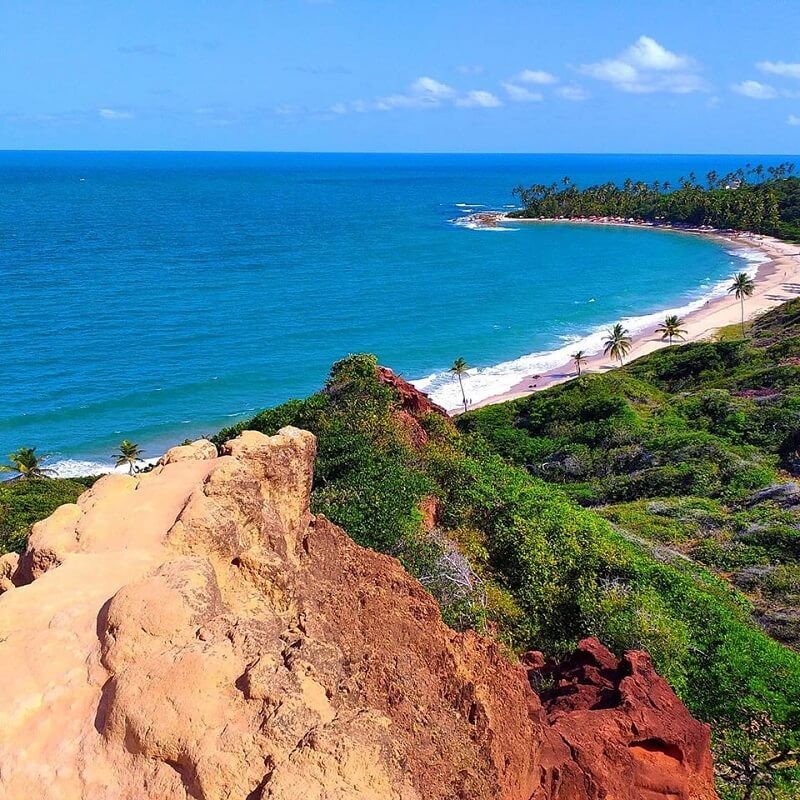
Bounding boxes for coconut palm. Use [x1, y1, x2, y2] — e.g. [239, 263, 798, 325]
[655, 315, 687, 345]
[728, 272, 756, 336]
[449, 357, 470, 413]
[571, 350, 588, 376]
[114, 440, 144, 475]
[603, 323, 632, 366]
[0, 447, 54, 479]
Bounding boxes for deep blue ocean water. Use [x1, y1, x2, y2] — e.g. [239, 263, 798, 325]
[0, 152, 790, 473]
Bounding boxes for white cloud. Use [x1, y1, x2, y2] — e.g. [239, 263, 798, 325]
[624, 35, 693, 71]
[580, 36, 704, 94]
[582, 58, 638, 85]
[732, 80, 778, 99]
[412, 76, 456, 99]
[98, 108, 133, 120]
[557, 85, 589, 101]
[517, 69, 558, 85]
[502, 82, 543, 102]
[374, 76, 456, 110]
[336, 75, 504, 114]
[788, 114, 800, 126]
[457, 64, 484, 75]
[456, 90, 502, 108]
[758, 61, 800, 79]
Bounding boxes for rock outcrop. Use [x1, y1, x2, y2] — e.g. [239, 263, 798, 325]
[376, 366, 448, 418]
[0, 429, 717, 800]
[527, 638, 716, 800]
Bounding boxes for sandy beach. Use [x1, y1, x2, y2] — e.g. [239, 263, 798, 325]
[454, 216, 800, 413]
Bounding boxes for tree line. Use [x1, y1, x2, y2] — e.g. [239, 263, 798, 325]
[511, 162, 800, 241]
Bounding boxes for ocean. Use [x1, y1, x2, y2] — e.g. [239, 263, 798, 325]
[0, 152, 785, 474]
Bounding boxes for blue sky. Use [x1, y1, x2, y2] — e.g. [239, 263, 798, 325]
[2, 0, 800, 152]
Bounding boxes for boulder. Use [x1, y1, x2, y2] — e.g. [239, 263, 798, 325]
[159, 438, 218, 465]
[530, 637, 716, 800]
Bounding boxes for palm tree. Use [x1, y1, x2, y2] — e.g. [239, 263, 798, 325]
[728, 272, 756, 336]
[114, 440, 144, 475]
[571, 350, 588, 376]
[0, 447, 53, 479]
[603, 323, 632, 366]
[449, 358, 470, 413]
[655, 315, 687, 345]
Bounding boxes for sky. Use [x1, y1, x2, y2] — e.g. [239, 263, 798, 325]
[2, 0, 800, 153]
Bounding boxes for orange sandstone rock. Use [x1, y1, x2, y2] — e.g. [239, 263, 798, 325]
[0, 429, 717, 800]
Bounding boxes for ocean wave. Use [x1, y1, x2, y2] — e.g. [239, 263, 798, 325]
[724, 246, 771, 267]
[455, 203, 486, 208]
[46, 457, 161, 478]
[411, 255, 761, 411]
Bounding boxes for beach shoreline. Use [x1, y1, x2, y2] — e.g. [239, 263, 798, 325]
[447, 213, 800, 413]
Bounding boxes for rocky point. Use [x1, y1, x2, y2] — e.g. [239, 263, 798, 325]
[0, 427, 717, 799]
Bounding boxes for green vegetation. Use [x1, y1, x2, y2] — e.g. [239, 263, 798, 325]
[211, 324, 800, 797]
[0, 447, 54, 479]
[0, 477, 93, 555]
[449, 357, 470, 412]
[113, 439, 144, 475]
[655, 314, 687, 345]
[729, 272, 757, 336]
[602, 322, 632, 365]
[460, 298, 800, 796]
[511, 163, 800, 242]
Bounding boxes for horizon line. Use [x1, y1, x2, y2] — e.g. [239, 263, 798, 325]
[0, 148, 797, 157]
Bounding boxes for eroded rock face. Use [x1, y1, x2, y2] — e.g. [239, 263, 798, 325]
[529, 638, 716, 800]
[376, 366, 448, 417]
[0, 429, 717, 800]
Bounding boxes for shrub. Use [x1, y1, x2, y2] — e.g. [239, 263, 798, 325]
[0, 478, 92, 554]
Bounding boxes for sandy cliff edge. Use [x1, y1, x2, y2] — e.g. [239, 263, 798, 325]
[0, 428, 717, 800]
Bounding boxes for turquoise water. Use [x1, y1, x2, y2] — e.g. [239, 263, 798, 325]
[0, 152, 786, 472]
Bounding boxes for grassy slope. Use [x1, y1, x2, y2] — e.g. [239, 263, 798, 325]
[460, 298, 800, 648]
[210, 346, 800, 798]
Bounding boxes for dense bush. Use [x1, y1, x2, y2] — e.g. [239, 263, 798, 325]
[0, 477, 92, 555]
[210, 351, 800, 798]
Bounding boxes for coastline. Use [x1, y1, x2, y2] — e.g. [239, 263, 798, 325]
[41, 216, 800, 475]
[446, 214, 800, 413]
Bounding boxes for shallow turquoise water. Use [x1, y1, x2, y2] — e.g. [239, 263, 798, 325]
[0, 152, 786, 471]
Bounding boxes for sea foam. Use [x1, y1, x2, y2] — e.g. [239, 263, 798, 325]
[47, 457, 161, 478]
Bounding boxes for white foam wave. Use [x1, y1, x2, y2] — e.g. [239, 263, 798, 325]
[411, 256, 764, 411]
[724, 246, 771, 269]
[47, 457, 160, 478]
[455, 203, 486, 208]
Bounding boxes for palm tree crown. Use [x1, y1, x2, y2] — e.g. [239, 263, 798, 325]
[570, 350, 588, 376]
[655, 315, 687, 345]
[114, 440, 144, 476]
[449, 358, 470, 413]
[603, 323, 632, 366]
[0, 447, 53, 479]
[728, 272, 756, 336]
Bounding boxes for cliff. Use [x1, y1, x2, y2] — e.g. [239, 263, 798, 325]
[0, 429, 716, 800]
